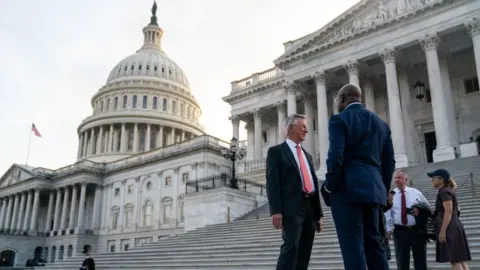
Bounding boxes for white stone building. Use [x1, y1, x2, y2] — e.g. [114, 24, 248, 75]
[224, 0, 480, 182]
[0, 6, 232, 266]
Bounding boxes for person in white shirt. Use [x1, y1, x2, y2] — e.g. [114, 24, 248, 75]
[385, 169, 430, 270]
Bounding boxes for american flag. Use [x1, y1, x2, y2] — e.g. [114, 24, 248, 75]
[31, 123, 42, 137]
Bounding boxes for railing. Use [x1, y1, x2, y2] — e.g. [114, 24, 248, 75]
[239, 158, 267, 173]
[231, 67, 283, 92]
[185, 174, 265, 196]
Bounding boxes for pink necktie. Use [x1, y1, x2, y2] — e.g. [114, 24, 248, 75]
[296, 145, 313, 193]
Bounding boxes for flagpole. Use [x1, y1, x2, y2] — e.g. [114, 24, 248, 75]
[26, 125, 32, 165]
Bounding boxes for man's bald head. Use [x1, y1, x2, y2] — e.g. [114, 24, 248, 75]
[335, 83, 362, 113]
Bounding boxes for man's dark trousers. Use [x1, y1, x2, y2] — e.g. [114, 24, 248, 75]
[330, 194, 389, 270]
[276, 195, 316, 270]
[393, 226, 427, 270]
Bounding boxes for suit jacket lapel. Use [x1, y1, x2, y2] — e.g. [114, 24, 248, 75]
[282, 142, 302, 179]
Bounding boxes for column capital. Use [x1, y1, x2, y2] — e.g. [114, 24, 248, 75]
[380, 48, 397, 64]
[274, 101, 286, 111]
[312, 70, 327, 84]
[229, 115, 240, 125]
[251, 108, 263, 118]
[465, 18, 480, 37]
[283, 80, 297, 93]
[419, 33, 440, 52]
[344, 60, 359, 75]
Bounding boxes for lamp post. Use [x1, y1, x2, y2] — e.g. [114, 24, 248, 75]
[222, 137, 246, 189]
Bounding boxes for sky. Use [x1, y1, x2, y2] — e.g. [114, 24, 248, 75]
[0, 0, 359, 173]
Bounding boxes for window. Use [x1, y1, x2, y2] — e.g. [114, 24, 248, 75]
[153, 97, 158, 109]
[162, 98, 167, 111]
[144, 201, 153, 226]
[124, 244, 129, 251]
[172, 101, 177, 114]
[101, 100, 104, 112]
[262, 131, 268, 144]
[128, 131, 134, 151]
[146, 64, 150, 71]
[106, 99, 110, 111]
[150, 131, 157, 149]
[114, 97, 118, 109]
[187, 107, 191, 118]
[125, 205, 133, 228]
[110, 245, 115, 253]
[123, 95, 127, 109]
[139, 129, 146, 151]
[127, 184, 134, 195]
[132, 95, 137, 108]
[464, 76, 479, 94]
[112, 212, 118, 230]
[182, 173, 189, 184]
[164, 176, 172, 186]
[162, 198, 173, 224]
[146, 181, 152, 190]
[180, 104, 184, 117]
[114, 188, 120, 196]
[142, 95, 148, 109]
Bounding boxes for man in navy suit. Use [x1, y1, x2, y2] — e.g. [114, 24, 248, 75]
[321, 83, 395, 270]
[266, 114, 324, 270]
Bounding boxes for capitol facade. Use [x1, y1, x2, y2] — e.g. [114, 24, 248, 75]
[0, 5, 231, 266]
[226, 0, 480, 182]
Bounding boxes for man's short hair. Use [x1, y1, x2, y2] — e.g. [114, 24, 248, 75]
[283, 114, 306, 135]
[336, 83, 362, 103]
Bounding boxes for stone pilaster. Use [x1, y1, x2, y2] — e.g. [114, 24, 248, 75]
[380, 47, 408, 168]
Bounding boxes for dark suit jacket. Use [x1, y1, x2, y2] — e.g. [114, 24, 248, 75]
[412, 202, 433, 242]
[266, 142, 323, 220]
[324, 103, 395, 205]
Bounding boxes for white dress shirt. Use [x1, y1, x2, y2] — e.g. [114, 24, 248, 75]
[285, 139, 315, 192]
[385, 186, 429, 232]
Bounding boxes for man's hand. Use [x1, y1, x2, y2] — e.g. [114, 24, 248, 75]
[387, 193, 393, 205]
[411, 207, 419, 216]
[316, 218, 323, 233]
[272, 213, 282, 229]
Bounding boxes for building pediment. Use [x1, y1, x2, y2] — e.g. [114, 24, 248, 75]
[274, 0, 452, 67]
[0, 164, 36, 189]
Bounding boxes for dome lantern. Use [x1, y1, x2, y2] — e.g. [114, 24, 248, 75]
[140, 1, 164, 52]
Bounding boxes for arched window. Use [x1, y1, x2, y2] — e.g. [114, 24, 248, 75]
[50, 246, 56, 263]
[162, 98, 167, 111]
[132, 95, 137, 108]
[142, 95, 148, 109]
[153, 97, 158, 109]
[180, 104, 184, 117]
[124, 204, 134, 228]
[100, 101, 104, 112]
[114, 97, 118, 110]
[111, 206, 120, 230]
[106, 98, 110, 111]
[123, 95, 128, 109]
[172, 101, 177, 114]
[187, 107, 191, 118]
[67, 245, 73, 258]
[59, 245, 65, 261]
[161, 197, 173, 224]
[144, 200, 153, 227]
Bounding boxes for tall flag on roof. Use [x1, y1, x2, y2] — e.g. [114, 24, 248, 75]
[31, 123, 41, 137]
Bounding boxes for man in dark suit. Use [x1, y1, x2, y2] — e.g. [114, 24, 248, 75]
[321, 83, 395, 270]
[266, 113, 324, 270]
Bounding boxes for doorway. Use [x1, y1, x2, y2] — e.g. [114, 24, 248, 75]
[0, 250, 16, 267]
[424, 132, 437, 163]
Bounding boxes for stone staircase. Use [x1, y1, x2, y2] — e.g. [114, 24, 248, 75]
[42, 172, 480, 269]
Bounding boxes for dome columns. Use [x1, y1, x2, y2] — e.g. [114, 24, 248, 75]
[77, 123, 197, 161]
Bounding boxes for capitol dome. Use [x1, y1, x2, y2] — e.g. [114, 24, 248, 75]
[76, 3, 204, 163]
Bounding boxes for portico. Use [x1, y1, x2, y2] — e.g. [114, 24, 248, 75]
[223, 0, 480, 180]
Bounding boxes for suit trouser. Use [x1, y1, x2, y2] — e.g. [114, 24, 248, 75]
[393, 226, 427, 270]
[330, 195, 389, 270]
[276, 197, 316, 270]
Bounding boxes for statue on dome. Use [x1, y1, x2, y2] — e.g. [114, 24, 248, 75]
[152, 1, 157, 16]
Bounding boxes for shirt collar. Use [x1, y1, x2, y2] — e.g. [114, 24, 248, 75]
[345, 102, 362, 109]
[286, 138, 300, 148]
[394, 186, 410, 193]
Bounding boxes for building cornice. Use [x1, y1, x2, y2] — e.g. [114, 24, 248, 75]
[222, 78, 284, 104]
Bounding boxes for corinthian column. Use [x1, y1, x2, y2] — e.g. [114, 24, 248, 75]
[16, 192, 26, 233]
[60, 187, 70, 231]
[276, 102, 286, 143]
[23, 191, 33, 233]
[466, 18, 480, 84]
[345, 60, 360, 86]
[380, 47, 408, 168]
[230, 116, 240, 140]
[75, 183, 87, 234]
[284, 81, 297, 115]
[420, 34, 455, 162]
[313, 71, 329, 178]
[252, 109, 263, 160]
